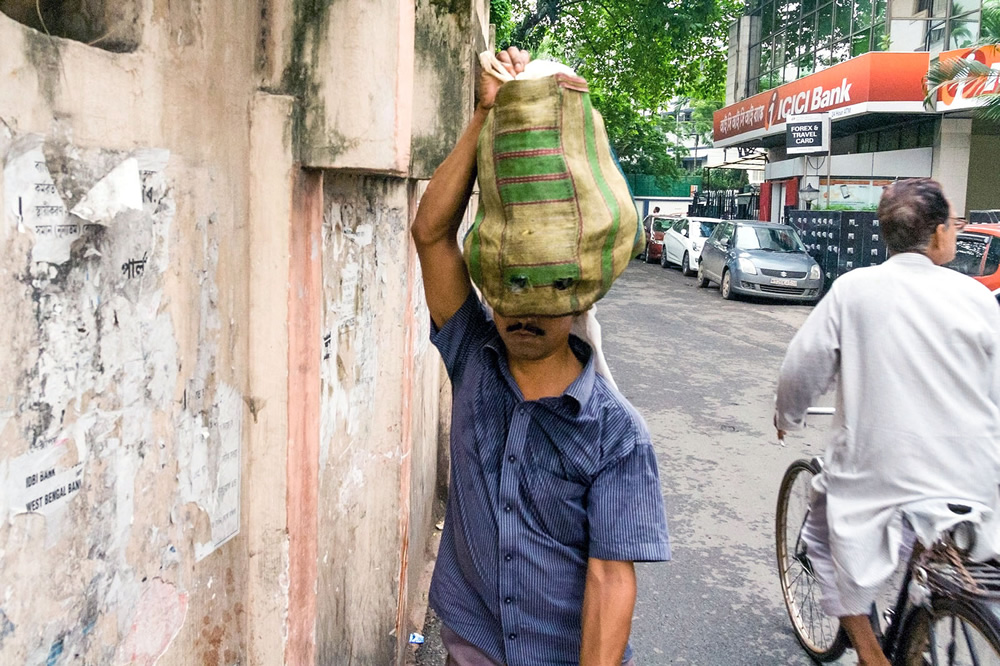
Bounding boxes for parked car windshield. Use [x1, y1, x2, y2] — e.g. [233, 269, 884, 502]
[651, 219, 671, 233]
[947, 234, 1000, 277]
[697, 222, 720, 238]
[735, 226, 805, 252]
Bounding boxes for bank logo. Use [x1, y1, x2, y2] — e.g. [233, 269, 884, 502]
[765, 91, 779, 130]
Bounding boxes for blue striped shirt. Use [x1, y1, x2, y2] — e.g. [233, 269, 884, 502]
[429, 293, 671, 665]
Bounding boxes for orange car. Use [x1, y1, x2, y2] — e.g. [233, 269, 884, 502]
[946, 224, 1000, 292]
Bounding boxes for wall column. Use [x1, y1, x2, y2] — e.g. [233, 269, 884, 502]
[932, 117, 972, 215]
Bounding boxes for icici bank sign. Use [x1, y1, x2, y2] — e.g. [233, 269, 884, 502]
[714, 52, 930, 145]
[776, 79, 854, 118]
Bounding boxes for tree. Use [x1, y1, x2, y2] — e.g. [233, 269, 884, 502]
[505, 1, 738, 101]
[488, 1, 741, 185]
[490, 0, 516, 48]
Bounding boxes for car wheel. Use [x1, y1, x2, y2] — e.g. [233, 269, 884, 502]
[644, 244, 656, 263]
[697, 264, 710, 288]
[660, 249, 670, 268]
[721, 269, 737, 300]
[681, 252, 693, 276]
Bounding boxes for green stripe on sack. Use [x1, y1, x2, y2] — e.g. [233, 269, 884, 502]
[466, 206, 485, 287]
[494, 130, 561, 155]
[581, 95, 621, 290]
[495, 154, 568, 180]
[500, 178, 575, 204]
[502, 263, 581, 289]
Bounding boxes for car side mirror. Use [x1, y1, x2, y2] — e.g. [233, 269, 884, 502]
[808, 248, 822, 261]
[682, 229, 689, 238]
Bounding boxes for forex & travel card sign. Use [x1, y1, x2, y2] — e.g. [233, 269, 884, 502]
[786, 114, 831, 154]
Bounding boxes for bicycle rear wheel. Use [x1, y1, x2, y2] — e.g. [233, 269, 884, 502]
[896, 596, 1000, 666]
[776, 459, 848, 662]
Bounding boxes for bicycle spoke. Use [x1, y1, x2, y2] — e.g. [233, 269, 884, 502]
[929, 615, 941, 666]
[961, 617, 983, 666]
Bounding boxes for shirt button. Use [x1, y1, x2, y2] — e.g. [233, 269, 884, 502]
[504, 504, 512, 512]
[508, 455, 516, 463]
[504, 597, 512, 604]
[504, 553, 512, 561]
[508, 633, 517, 640]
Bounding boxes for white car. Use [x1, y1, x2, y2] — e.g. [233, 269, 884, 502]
[660, 216, 724, 276]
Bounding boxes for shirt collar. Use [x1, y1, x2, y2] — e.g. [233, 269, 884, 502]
[484, 330, 597, 413]
[887, 252, 934, 267]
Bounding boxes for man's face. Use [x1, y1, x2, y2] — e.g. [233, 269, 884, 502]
[492, 312, 575, 362]
[932, 203, 961, 265]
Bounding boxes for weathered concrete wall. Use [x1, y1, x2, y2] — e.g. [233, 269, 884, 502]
[0, 4, 256, 662]
[0, 0, 490, 663]
[410, 0, 489, 179]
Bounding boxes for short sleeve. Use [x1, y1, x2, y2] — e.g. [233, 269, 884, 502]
[430, 291, 492, 384]
[587, 441, 671, 562]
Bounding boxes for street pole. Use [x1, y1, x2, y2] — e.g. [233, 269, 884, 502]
[825, 113, 832, 209]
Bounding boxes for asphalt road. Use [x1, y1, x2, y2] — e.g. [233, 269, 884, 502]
[415, 257, 849, 665]
[603, 258, 844, 665]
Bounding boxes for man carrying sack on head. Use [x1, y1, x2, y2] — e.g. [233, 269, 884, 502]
[411, 47, 671, 666]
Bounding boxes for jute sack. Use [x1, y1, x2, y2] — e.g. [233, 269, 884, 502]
[464, 68, 641, 317]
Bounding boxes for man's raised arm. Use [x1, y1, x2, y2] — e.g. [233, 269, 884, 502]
[411, 47, 529, 329]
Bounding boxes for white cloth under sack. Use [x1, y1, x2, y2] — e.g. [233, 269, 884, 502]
[478, 51, 578, 82]
[571, 306, 618, 391]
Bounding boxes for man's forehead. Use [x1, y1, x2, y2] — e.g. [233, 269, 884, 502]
[495, 312, 578, 320]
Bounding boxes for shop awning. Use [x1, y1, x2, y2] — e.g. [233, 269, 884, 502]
[704, 150, 768, 171]
[713, 52, 932, 148]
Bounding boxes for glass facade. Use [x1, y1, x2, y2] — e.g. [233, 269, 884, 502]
[747, 0, 982, 94]
[855, 117, 938, 152]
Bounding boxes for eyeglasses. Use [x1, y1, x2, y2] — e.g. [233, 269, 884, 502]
[950, 216, 967, 231]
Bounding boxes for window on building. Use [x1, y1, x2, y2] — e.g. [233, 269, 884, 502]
[748, 0, 982, 94]
[856, 118, 938, 154]
[886, 0, 981, 52]
[0, 0, 141, 52]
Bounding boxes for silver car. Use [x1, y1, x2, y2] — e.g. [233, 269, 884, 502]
[697, 221, 823, 302]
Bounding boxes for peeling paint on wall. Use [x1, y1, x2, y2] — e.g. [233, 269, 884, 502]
[316, 174, 414, 663]
[179, 382, 243, 561]
[115, 578, 188, 666]
[0, 128, 243, 661]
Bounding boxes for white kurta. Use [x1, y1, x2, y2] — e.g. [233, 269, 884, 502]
[776, 252, 1000, 614]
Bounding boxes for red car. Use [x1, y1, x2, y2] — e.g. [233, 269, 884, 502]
[946, 224, 1000, 291]
[638, 215, 675, 264]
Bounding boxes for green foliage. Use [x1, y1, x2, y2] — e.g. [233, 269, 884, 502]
[983, 0, 1000, 42]
[511, 0, 739, 102]
[673, 99, 723, 145]
[490, 0, 516, 48]
[504, 0, 740, 185]
[922, 0, 1000, 124]
[925, 47, 1000, 124]
[697, 167, 749, 191]
[591, 91, 683, 188]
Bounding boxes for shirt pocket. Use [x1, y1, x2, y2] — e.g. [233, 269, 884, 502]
[526, 465, 589, 548]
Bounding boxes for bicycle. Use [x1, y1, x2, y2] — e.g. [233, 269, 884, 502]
[776, 409, 1000, 665]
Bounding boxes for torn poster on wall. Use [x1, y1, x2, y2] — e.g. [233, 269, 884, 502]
[179, 383, 242, 562]
[2, 135, 144, 264]
[1, 133, 178, 558]
[1, 441, 84, 542]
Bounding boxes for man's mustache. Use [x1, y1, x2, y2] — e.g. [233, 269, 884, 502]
[505, 322, 546, 336]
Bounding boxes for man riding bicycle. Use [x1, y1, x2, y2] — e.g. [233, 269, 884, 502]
[775, 179, 1000, 666]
